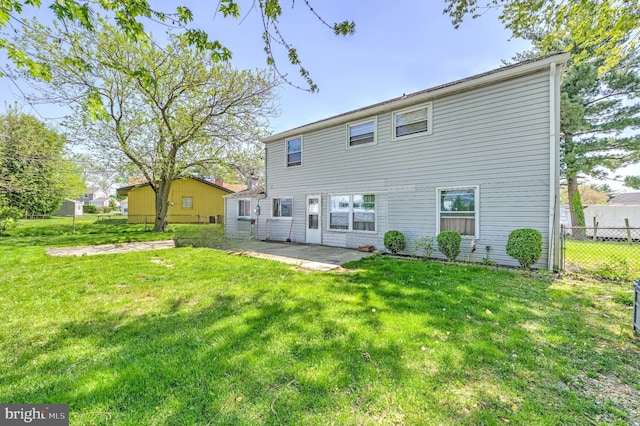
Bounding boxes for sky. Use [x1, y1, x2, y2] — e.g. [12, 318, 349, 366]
[0, 1, 637, 189]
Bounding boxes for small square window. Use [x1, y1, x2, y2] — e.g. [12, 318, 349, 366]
[347, 119, 376, 147]
[182, 197, 193, 209]
[393, 103, 432, 140]
[273, 197, 293, 217]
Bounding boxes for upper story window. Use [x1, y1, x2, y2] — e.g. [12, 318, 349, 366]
[347, 119, 376, 148]
[286, 137, 302, 167]
[437, 186, 478, 237]
[273, 197, 293, 218]
[393, 103, 432, 140]
[238, 199, 251, 218]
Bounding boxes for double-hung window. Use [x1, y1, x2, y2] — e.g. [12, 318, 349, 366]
[273, 197, 293, 218]
[347, 119, 376, 147]
[393, 103, 432, 140]
[286, 137, 302, 167]
[438, 187, 478, 237]
[329, 194, 376, 232]
[238, 199, 251, 218]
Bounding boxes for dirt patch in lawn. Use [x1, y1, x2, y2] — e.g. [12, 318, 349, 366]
[46, 240, 175, 256]
[580, 372, 640, 425]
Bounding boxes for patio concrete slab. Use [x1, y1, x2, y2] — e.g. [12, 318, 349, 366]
[224, 240, 377, 271]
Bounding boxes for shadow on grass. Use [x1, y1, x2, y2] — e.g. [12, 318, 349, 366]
[1, 252, 638, 424]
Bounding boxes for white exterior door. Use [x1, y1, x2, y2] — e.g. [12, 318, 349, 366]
[306, 195, 321, 244]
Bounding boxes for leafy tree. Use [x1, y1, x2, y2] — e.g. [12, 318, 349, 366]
[560, 51, 640, 225]
[13, 20, 278, 231]
[458, 1, 640, 227]
[444, 0, 639, 72]
[0, 0, 355, 91]
[0, 108, 84, 216]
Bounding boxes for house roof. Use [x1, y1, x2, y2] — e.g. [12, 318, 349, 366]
[92, 197, 111, 202]
[262, 52, 570, 144]
[86, 187, 105, 194]
[225, 185, 265, 198]
[608, 192, 640, 205]
[116, 176, 235, 196]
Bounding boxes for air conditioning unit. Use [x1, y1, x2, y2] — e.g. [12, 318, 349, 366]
[634, 280, 640, 335]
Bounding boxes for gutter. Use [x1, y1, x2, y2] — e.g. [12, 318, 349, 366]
[262, 53, 571, 144]
[548, 61, 564, 271]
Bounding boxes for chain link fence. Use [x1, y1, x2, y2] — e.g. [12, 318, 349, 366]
[118, 214, 224, 225]
[561, 225, 640, 281]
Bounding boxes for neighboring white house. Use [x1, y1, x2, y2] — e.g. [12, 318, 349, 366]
[120, 198, 128, 216]
[87, 196, 112, 208]
[78, 188, 108, 204]
[225, 53, 570, 270]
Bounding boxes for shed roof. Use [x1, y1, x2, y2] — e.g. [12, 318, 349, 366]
[262, 52, 570, 144]
[117, 176, 235, 196]
[608, 192, 640, 205]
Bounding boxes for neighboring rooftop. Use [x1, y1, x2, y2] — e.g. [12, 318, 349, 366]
[117, 176, 235, 196]
[608, 192, 640, 205]
[225, 185, 265, 198]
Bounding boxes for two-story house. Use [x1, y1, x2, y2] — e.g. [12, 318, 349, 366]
[225, 53, 569, 270]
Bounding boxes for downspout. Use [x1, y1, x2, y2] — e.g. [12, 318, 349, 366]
[255, 145, 268, 240]
[548, 62, 561, 271]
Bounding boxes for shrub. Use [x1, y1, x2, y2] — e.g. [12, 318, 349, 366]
[437, 230, 461, 262]
[415, 236, 435, 260]
[384, 230, 406, 254]
[0, 206, 22, 235]
[506, 228, 542, 269]
[98, 206, 112, 214]
[83, 205, 97, 214]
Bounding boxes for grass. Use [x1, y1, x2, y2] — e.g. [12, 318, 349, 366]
[1, 218, 639, 424]
[564, 239, 640, 281]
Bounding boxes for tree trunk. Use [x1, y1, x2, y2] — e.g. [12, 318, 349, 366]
[152, 181, 172, 232]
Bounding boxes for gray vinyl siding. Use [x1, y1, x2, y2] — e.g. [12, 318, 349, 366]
[259, 70, 554, 268]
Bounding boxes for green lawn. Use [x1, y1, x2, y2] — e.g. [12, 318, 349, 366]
[1, 219, 639, 424]
[564, 239, 640, 281]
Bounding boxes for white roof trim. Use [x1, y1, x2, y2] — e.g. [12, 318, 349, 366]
[263, 52, 570, 144]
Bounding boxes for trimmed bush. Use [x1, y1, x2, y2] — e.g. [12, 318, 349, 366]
[83, 205, 97, 214]
[506, 228, 542, 269]
[437, 230, 461, 262]
[384, 230, 406, 254]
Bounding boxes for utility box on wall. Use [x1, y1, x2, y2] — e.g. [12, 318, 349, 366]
[634, 280, 640, 335]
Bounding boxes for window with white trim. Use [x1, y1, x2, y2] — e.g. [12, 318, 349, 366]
[393, 103, 432, 140]
[286, 137, 302, 167]
[329, 194, 376, 232]
[238, 199, 251, 218]
[182, 196, 193, 209]
[273, 197, 293, 217]
[438, 187, 478, 237]
[347, 119, 376, 147]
